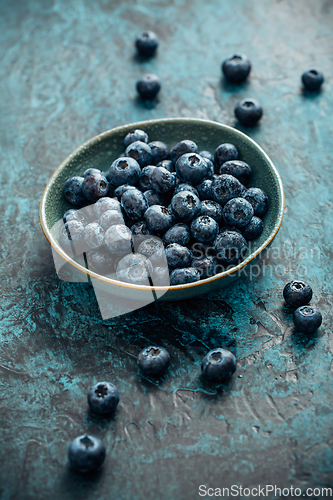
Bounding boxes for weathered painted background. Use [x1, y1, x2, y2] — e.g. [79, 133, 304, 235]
[0, 0, 333, 498]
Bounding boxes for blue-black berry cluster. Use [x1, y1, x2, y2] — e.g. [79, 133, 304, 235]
[283, 280, 322, 333]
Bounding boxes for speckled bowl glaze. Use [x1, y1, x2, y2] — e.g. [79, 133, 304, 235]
[39, 118, 284, 302]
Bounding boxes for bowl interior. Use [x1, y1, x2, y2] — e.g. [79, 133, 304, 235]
[41, 118, 284, 296]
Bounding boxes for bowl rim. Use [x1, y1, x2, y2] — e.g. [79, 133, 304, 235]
[39, 117, 285, 292]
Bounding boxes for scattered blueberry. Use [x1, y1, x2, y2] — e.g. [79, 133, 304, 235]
[241, 216, 263, 240]
[211, 174, 245, 206]
[222, 54, 251, 83]
[104, 224, 133, 256]
[199, 200, 223, 224]
[86, 249, 114, 274]
[223, 197, 254, 228]
[219, 160, 252, 185]
[171, 190, 201, 222]
[150, 166, 176, 193]
[244, 187, 268, 218]
[192, 255, 220, 279]
[125, 140, 152, 167]
[108, 157, 141, 186]
[162, 223, 190, 247]
[144, 204, 173, 233]
[165, 243, 193, 269]
[214, 143, 239, 167]
[82, 171, 109, 202]
[190, 215, 219, 243]
[68, 435, 106, 473]
[121, 189, 149, 221]
[135, 31, 159, 57]
[176, 153, 210, 185]
[87, 382, 120, 414]
[136, 74, 161, 100]
[235, 99, 263, 127]
[170, 140, 198, 164]
[83, 222, 105, 250]
[214, 229, 248, 264]
[137, 346, 170, 376]
[301, 69, 324, 91]
[124, 129, 149, 148]
[149, 141, 169, 164]
[116, 253, 153, 285]
[156, 159, 175, 172]
[201, 348, 236, 381]
[169, 267, 201, 285]
[64, 176, 86, 206]
[293, 305, 322, 333]
[283, 280, 313, 308]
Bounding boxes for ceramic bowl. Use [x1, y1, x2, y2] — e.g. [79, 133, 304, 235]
[39, 118, 284, 303]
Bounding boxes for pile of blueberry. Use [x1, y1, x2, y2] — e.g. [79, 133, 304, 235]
[283, 279, 322, 333]
[68, 344, 236, 472]
[61, 129, 269, 286]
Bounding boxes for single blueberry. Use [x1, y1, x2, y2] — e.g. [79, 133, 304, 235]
[64, 176, 86, 206]
[124, 129, 149, 148]
[196, 179, 213, 200]
[82, 171, 109, 202]
[138, 346, 170, 376]
[283, 280, 313, 308]
[211, 174, 245, 206]
[125, 140, 153, 167]
[222, 54, 251, 83]
[144, 189, 165, 207]
[192, 255, 221, 280]
[169, 267, 201, 285]
[121, 189, 149, 221]
[59, 220, 85, 255]
[83, 223, 105, 250]
[137, 237, 166, 266]
[176, 153, 210, 185]
[162, 223, 190, 247]
[131, 221, 152, 244]
[150, 166, 176, 193]
[241, 216, 263, 240]
[219, 160, 252, 185]
[139, 165, 156, 191]
[191, 215, 219, 243]
[108, 157, 141, 187]
[201, 348, 236, 381]
[244, 187, 268, 218]
[113, 184, 138, 201]
[149, 141, 169, 164]
[156, 159, 175, 172]
[104, 224, 133, 256]
[213, 230, 248, 264]
[135, 31, 159, 57]
[171, 191, 202, 222]
[116, 253, 153, 285]
[93, 197, 122, 218]
[136, 74, 161, 99]
[199, 200, 223, 224]
[86, 249, 114, 274]
[223, 197, 254, 228]
[293, 305, 322, 333]
[301, 69, 324, 91]
[170, 140, 198, 164]
[144, 205, 173, 233]
[199, 150, 214, 164]
[87, 382, 120, 414]
[235, 99, 263, 127]
[214, 143, 239, 167]
[82, 168, 102, 178]
[165, 243, 193, 269]
[174, 183, 199, 197]
[153, 266, 170, 286]
[63, 209, 87, 225]
[68, 435, 106, 473]
[98, 210, 124, 231]
[191, 241, 216, 259]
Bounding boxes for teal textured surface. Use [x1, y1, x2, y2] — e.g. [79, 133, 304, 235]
[1, 0, 333, 499]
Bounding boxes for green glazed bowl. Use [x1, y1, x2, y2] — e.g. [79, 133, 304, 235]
[39, 118, 284, 302]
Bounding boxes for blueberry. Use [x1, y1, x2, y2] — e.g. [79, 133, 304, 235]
[144, 205, 173, 233]
[137, 346, 170, 376]
[86, 249, 114, 274]
[63, 209, 87, 225]
[98, 210, 124, 230]
[93, 197, 122, 218]
[130, 221, 152, 244]
[64, 176, 86, 206]
[82, 171, 109, 202]
[83, 223, 105, 250]
[201, 348, 236, 381]
[113, 184, 138, 201]
[199, 200, 223, 224]
[153, 266, 170, 286]
[174, 183, 199, 197]
[108, 157, 141, 187]
[171, 191, 201, 222]
[83, 168, 102, 178]
[149, 141, 169, 164]
[139, 165, 156, 191]
[192, 255, 220, 279]
[222, 54, 251, 83]
[136, 74, 161, 100]
[223, 197, 254, 228]
[124, 129, 149, 148]
[211, 174, 245, 206]
[125, 141, 152, 167]
[214, 143, 239, 167]
[68, 435, 106, 473]
[135, 31, 159, 57]
[170, 267, 201, 285]
[199, 150, 214, 164]
[87, 382, 120, 414]
[165, 243, 193, 269]
[244, 187, 268, 218]
[241, 216, 263, 240]
[301, 69, 324, 91]
[156, 159, 175, 173]
[191, 241, 215, 259]
[137, 237, 166, 266]
[170, 140, 198, 164]
[213, 230, 248, 264]
[235, 99, 263, 127]
[104, 224, 133, 256]
[283, 280, 313, 308]
[196, 179, 213, 200]
[116, 253, 153, 285]
[59, 220, 85, 255]
[176, 153, 210, 185]
[150, 166, 176, 194]
[191, 215, 219, 243]
[162, 223, 190, 247]
[293, 305, 322, 333]
[121, 189, 149, 221]
[219, 160, 252, 185]
[144, 189, 165, 207]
